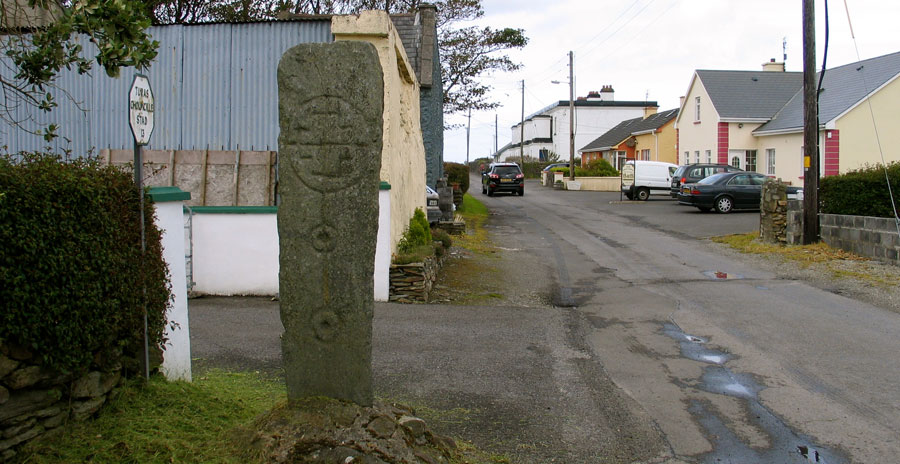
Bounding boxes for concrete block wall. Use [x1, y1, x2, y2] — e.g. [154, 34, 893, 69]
[820, 214, 900, 265]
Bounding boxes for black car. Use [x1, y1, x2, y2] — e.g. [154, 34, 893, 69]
[677, 172, 803, 213]
[482, 162, 524, 196]
[670, 163, 743, 198]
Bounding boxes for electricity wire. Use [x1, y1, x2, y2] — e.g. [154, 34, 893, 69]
[842, 0, 900, 237]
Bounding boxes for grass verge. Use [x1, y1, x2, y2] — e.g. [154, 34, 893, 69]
[711, 232, 896, 288]
[16, 370, 284, 464]
[453, 193, 495, 255]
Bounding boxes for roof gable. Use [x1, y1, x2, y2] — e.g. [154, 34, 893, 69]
[696, 69, 802, 119]
[757, 50, 900, 133]
[579, 108, 678, 151]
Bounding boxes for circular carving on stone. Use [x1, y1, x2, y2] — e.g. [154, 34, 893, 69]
[310, 223, 337, 253]
[312, 311, 340, 341]
[285, 96, 375, 193]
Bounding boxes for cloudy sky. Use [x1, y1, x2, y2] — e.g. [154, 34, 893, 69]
[441, 0, 900, 164]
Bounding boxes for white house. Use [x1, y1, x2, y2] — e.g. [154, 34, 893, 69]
[497, 86, 658, 162]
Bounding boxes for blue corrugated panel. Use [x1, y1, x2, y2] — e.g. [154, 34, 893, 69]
[1, 20, 334, 155]
[230, 21, 332, 151]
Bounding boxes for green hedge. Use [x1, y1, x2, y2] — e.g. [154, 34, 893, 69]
[443, 162, 470, 194]
[553, 159, 619, 178]
[0, 153, 170, 374]
[820, 162, 900, 218]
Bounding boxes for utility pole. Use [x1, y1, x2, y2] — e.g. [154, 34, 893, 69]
[568, 50, 575, 181]
[520, 80, 525, 168]
[494, 113, 498, 158]
[466, 108, 471, 168]
[802, 0, 819, 244]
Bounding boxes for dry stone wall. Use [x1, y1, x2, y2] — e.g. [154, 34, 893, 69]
[389, 256, 442, 303]
[0, 342, 128, 461]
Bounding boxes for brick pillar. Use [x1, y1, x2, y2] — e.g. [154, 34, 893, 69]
[824, 129, 840, 176]
[717, 122, 729, 164]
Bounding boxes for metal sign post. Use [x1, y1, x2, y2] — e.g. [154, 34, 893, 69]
[621, 163, 635, 202]
[129, 74, 155, 380]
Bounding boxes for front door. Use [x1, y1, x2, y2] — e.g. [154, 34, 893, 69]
[729, 150, 744, 170]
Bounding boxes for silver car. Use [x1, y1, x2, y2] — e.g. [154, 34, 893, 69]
[426, 185, 441, 225]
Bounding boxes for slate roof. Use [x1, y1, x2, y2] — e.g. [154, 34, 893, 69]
[391, 13, 419, 76]
[756, 50, 900, 133]
[580, 108, 679, 152]
[696, 69, 802, 119]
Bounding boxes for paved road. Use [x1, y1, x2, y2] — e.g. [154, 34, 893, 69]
[474, 178, 900, 463]
[190, 178, 899, 463]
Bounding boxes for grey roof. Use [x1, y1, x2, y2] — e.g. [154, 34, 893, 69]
[391, 14, 419, 76]
[579, 108, 678, 152]
[756, 50, 900, 133]
[696, 69, 802, 119]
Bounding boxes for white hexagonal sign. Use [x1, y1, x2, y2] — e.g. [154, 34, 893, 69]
[129, 74, 154, 145]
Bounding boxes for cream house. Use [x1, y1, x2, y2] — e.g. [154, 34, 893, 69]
[676, 52, 900, 186]
[675, 60, 802, 174]
[754, 51, 900, 185]
[579, 108, 679, 169]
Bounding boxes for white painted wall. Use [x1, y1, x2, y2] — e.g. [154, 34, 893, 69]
[154, 200, 191, 382]
[189, 212, 279, 296]
[187, 208, 392, 299]
[374, 188, 391, 301]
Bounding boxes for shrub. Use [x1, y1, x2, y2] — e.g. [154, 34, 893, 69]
[553, 159, 620, 178]
[820, 162, 900, 218]
[431, 228, 452, 249]
[0, 153, 171, 374]
[444, 162, 470, 194]
[397, 208, 432, 255]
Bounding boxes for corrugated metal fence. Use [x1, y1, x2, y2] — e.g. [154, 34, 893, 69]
[1, 20, 333, 156]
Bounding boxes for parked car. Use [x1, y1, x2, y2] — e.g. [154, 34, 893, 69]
[670, 164, 743, 198]
[677, 171, 803, 213]
[425, 185, 441, 224]
[542, 162, 569, 172]
[622, 160, 678, 200]
[482, 162, 524, 196]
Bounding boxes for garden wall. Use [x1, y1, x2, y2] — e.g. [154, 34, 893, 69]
[784, 202, 899, 265]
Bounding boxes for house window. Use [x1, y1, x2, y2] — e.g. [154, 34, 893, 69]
[694, 97, 701, 122]
[730, 155, 741, 168]
[684, 151, 690, 164]
[705, 150, 712, 163]
[766, 149, 776, 175]
[745, 150, 757, 172]
[640, 149, 650, 161]
[694, 151, 700, 164]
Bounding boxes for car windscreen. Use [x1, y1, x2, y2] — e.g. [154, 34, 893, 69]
[698, 173, 730, 184]
[494, 166, 521, 176]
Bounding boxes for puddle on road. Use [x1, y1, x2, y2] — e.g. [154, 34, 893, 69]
[702, 270, 745, 280]
[661, 323, 846, 463]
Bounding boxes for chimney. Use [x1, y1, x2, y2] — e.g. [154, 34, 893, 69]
[643, 106, 659, 119]
[586, 90, 602, 101]
[762, 58, 785, 72]
[599, 85, 615, 101]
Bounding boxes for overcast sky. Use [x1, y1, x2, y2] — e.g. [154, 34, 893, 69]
[441, 0, 900, 164]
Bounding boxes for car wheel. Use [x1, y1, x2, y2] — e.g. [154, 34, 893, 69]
[697, 207, 711, 213]
[636, 187, 650, 201]
[714, 196, 733, 213]
[519, 188, 524, 196]
[487, 187, 494, 197]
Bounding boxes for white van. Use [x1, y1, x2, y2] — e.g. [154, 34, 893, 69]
[622, 160, 678, 201]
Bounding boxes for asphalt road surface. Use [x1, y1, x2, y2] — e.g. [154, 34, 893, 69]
[190, 178, 900, 463]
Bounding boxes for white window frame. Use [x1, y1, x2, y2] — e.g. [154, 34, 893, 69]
[694, 96, 701, 122]
[766, 148, 776, 175]
[705, 150, 712, 163]
[684, 151, 690, 164]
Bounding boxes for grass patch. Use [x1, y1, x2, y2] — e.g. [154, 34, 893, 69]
[453, 194, 495, 256]
[17, 370, 285, 464]
[711, 232, 896, 288]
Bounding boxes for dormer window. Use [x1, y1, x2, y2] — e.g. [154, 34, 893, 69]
[694, 96, 701, 122]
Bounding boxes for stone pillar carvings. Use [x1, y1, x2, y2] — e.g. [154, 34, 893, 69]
[277, 42, 384, 406]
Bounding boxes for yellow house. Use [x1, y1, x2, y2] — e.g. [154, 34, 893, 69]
[754, 51, 900, 185]
[580, 108, 679, 169]
[675, 60, 802, 174]
[676, 52, 900, 186]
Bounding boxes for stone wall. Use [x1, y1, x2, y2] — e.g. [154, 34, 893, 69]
[820, 214, 900, 265]
[0, 343, 130, 461]
[759, 179, 788, 243]
[389, 256, 442, 303]
[784, 203, 899, 265]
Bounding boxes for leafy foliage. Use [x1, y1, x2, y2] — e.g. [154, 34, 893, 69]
[554, 159, 620, 178]
[820, 162, 900, 218]
[2, 0, 159, 140]
[397, 208, 432, 254]
[0, 153, 171, 374]
[443, 161, 469, 194]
